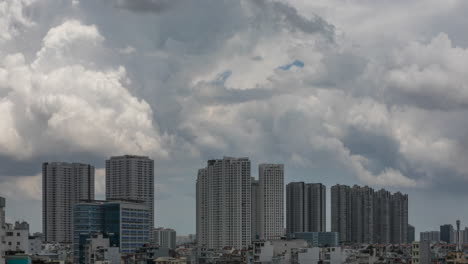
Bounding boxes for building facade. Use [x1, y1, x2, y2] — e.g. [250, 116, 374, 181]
[153, 228, 176, 250]
[286, 182, 326, 234]
[408, 224, 416, 243]
[43, 162, 95, 243]
[257, 164, 284, 240]
[73, 200, 151, 264]
[331, 184, 408, 244]
[106, 155, 155, 230]
[331, 184, 351, 243]
[196, 157, 251, 249]
[440, 224, 454, 244]
[420, 231, 440, 243]
[4, 222, 30, 254]
[288, 232, 339, 247]
[251, 178, 260, 241]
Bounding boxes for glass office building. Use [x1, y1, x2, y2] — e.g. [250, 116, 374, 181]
[73, 200, 150, 264]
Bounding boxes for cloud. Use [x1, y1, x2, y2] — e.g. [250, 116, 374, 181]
[115, 0, 178, 13]
[384, 33, 468, 110]
[0, 0, 35, 42]
[0, 19, 169, 160]
[0, 174, 41, 201]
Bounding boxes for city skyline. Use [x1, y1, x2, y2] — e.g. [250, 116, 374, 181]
[0, 155, 459, 236]
[2, 0, 468, 238]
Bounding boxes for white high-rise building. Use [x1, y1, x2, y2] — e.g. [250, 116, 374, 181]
[153, 228, 176, 249]
[257, 164, 284, 240]
[42, 162, 94, 243]
[196, 157, 251, 249]
[106, 155, 155, 229]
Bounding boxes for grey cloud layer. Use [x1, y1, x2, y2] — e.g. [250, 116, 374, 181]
[1, 0, 468, 234]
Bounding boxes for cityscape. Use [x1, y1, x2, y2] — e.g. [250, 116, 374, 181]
[2, 0, 468, 264]
[0, 155, 467, 263]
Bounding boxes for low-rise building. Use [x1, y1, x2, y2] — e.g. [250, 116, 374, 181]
[82, 233, 120, 264]
[4, 222, 30, 254]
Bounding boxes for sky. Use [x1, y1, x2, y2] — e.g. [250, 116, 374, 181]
[1, 0, 468, 236]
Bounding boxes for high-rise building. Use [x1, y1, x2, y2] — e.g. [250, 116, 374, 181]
[408, 224, 416, 243]
[374, 190, 391, 244]
[106, 155, 155, 230]
[43, 162, 94, 243]
[390, 192, 408, 244]
[420, 231, 440, 243]
[286, 182, 326, 235]
[73, 200, 150, 263]
[331, 184, 351, 243]
[153, 228, 176, 249]
[331, 184, 408, 245]
[350, 185, 374, 244]
[196, 157, 251, 249]
[257, 164, 284, 240]
[286, 182, 305, 234]
[196, 168, 208, 247]
[440, 224, 454, 244]
[251, 178, 260, 241]
[305, 183, 326, 232]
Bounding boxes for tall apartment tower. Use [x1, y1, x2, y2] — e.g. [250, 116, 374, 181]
[286, 182, 326, 234]
[331, 184, 408, 245]
[196, 157, 251, 249]
[408, 224, 415, 243]
[286, 182, 305, 234]
[440, 224, 454, 244]
[251, 178, 260, 241]
[351, 185, 374, 244]
[106, 155, 155, 229]
[390, 192, 408, 244]
[305, 183, 326, 232]
[331, 184, 351, 243]
[374, 189, 391, 244]
[42, 162, 94, 243]
[257, 164, 284, 240]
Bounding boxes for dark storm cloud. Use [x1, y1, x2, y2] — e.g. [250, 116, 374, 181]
[115, 0, 179, 13]
[252, 0, 335, 39]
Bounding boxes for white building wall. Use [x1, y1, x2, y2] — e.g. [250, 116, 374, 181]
[297, 248, 320, 264]
[198, 157, 251, 249]
[4, 226, 29, 253]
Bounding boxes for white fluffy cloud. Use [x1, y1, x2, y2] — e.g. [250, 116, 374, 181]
[0, 18, 168, 159]
[0, 0, 35, 42]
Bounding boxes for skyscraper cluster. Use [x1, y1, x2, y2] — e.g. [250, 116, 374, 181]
[196, 157, 410, 250]
[42, 155, 154, 244]
[196, 157, 284, 249]
[331, 185, 409, 244]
